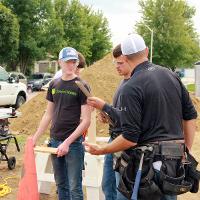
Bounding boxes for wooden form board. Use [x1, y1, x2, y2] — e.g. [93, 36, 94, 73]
[34, 146, 57, 154]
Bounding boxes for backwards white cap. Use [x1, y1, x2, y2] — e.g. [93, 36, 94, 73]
[121, 33, 146, 55]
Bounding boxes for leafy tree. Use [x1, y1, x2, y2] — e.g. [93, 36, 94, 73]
[2, 0, 54, 73]
[136, 0, 200, 69]
[1, 0, 111, 73]
[62, 0, 112, 64]
[43, 0, 68, 59]
[0, 3, 19, 69]
[62, 0, 93, 62]
[42, 13, 66, 59]
[88, 11, 112, 64]
[54, 0, 68, 19]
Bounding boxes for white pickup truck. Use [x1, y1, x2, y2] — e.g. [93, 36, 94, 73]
[0, 66, 27, 109]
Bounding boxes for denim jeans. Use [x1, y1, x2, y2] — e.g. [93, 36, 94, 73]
[49, 137, 84, 200]
[115, 171, 128, 200]
[154, 169, 177, 200]
[102, 137, 128, 200]
[102, 152, 117, 200]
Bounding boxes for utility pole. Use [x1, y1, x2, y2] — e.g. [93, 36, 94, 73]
[144, 25, 153, 62]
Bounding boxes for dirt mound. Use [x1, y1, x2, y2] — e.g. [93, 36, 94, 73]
[191, 95, 200, 131]
[10, 54, 200, 136]
[10, 92, 48, 136]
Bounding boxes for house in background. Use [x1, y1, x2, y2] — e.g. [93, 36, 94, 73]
[34, 60, 58, 74]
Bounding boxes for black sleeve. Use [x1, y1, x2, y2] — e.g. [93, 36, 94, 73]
[78, 82, 90, 105]
[46, 81, 54, 102]
[120, 86, 143, 143]
[181, 82, 197, 120]
[102, 103, 121, 127]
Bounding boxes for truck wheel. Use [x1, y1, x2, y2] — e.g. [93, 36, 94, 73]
[27, 86, 33, 93]
[15, 95, 26, 109]
[8, 157, 16, 170]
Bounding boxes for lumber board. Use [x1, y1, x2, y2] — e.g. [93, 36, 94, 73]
[34, 146, 57, 154]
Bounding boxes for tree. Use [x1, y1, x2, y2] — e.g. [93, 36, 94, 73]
[1, 0, 111, 73]
[62, 0, 93, 62]
[88, 11, 112, 63]
[43, 0, 68, 59]
[62, 0, 112, 64]
[0, 3, 19, 69]
[136, 0, 200, 69]
[42, 17, 66, 59]
[54, 0, 68, 19]
[2, 0, 55, 73]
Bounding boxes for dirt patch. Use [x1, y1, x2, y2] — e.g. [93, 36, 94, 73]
[191, 95, 200, 131]
[1, 54, 200, 199]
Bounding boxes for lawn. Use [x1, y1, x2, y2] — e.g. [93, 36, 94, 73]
[187, 83, 195, 92]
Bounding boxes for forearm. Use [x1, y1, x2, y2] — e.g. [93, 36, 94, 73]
[101, 135, 136, 154]
[64, 119, 90, 145]
[33, 113, 52, 143]
[102, 103, 121, 125]
[183, 119, 196, 150]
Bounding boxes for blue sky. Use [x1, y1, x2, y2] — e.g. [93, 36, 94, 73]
[79, 0, 200, 46]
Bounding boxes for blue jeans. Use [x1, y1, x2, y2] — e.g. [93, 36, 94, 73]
[115, 171, 128, 200]
[102, 137, 127, 200]
[154, 169, 177, 200]
[49, 137, 84, 200]
[102, 152, 117, 200]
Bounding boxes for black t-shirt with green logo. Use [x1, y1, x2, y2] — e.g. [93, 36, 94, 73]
[46, 77, 89, 140]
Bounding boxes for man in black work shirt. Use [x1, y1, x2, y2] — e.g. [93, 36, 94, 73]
[85, 34, 197, 200]
[91, 44, 130, 200]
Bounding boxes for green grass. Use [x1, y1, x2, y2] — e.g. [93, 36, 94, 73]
[187, 84, 195, 92]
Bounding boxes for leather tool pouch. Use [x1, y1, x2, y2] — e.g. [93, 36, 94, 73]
[117, 146, 162, 200]
[184, 149, 200, 193]
[159, 143, 192, 195]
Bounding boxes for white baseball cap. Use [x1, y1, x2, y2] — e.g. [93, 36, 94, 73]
[121, 33, 146, 55]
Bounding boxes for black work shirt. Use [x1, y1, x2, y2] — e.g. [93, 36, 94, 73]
[46, 77, 88, 140]
[120, 61, 197, 144]
[102, 79, 129, 135]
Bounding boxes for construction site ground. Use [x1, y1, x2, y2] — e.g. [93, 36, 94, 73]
[1, 54, 200, 200]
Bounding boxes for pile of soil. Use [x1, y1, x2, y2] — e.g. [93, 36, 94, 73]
[10, 54, 200, 136]
[191, 95, 200, 131]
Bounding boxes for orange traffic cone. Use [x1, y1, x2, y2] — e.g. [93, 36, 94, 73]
[16, 137, 39, 200]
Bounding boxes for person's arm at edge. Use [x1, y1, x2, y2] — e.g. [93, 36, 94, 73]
[183, 119, 196, 151]
[87, 97, 120, 124]
[83, 135, 136, 155]
[102, 103, 121, 125]
[32, 101, 54, 146]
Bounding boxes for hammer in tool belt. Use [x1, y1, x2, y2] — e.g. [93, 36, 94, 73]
[131, 145, 153, 200]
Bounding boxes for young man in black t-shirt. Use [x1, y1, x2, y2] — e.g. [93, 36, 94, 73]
[33, 47, 91, 200]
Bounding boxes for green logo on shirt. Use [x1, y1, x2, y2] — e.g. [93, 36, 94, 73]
[52, 88, 56, 95]
[52, 88, 77, 96]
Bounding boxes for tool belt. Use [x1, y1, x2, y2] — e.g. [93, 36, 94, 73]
[115, 144, 162, 200]
[184, 148, 200, 193]
[114, 141, 200, 200]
